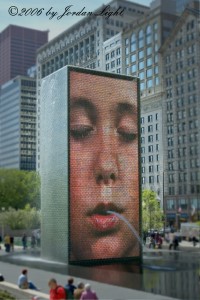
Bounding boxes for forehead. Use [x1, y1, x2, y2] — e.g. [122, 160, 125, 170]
[69, 71, 138, 108]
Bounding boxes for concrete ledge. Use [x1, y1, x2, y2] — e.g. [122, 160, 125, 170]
[0, 281, 49, 299]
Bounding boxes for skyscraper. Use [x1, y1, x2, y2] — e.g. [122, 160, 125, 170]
[0, 25, 48, 85]
[160, 7, 200, 225]
[0, 76, 37, 170]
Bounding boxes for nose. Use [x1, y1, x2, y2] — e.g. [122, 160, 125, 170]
[94, 140, 119, 185]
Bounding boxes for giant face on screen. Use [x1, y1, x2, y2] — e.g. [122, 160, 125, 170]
[69, 69, 140, 263]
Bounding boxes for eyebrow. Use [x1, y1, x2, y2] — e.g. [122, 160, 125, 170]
[117, 102, 136, 116]
[70, 98, 97, 123]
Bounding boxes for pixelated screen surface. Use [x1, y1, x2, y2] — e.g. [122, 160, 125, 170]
[69, 68, 140, 263]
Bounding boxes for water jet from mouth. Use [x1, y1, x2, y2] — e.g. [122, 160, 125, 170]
[106, 210, 147, 250]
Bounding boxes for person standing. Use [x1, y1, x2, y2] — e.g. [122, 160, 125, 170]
[74, 282, 85, 300]
[10, 236, 14, 251]
[22, 233, 27, 250]
[65, 277, 76, 299]
[4, 234, 10, 253]
[80, 284, 98, 300]
[31, 234, 36, 249]
[48, 278, 66, 300]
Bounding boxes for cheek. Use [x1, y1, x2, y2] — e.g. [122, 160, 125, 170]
[70, 144, 94, 188]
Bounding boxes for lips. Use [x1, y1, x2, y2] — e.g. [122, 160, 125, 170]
[87, 203, 124, 233]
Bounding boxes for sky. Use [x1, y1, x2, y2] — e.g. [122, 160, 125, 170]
[0, 0, 152, 40]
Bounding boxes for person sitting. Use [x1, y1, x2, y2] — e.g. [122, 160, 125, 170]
[18, 269, 38, 290]
[48, 278, 66, 300]
[65, 277, 76, 299]
[80, 284, 98, 300]
[74, 282, 85, 300]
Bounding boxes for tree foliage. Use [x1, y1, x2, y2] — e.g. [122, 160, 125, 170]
[0, 205, 41, 230]
[0, 169, 40, 210]
[142, 189, 163, 232]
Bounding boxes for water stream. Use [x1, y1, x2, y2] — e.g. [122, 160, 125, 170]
[106, 210, 147, 250]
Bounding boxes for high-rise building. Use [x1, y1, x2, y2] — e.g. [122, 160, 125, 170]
[0, 76, 36, 170]
[0, 25, 48, 85]
[122, 2, 178, 207]
[102, 32, 122, 74]
[36, 0, 150, 170]
[160, 7, 200, 225]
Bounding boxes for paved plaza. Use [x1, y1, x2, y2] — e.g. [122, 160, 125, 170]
[0, 241, 200, 299]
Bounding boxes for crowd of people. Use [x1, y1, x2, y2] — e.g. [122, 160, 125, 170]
[17, 269, 99, 300]
[48, 278, 98, 300]
[146, 232, 163, 249]
[0, 232, 40, 252]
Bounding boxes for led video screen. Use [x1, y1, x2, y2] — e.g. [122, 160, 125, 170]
[69, 68, 141, 264]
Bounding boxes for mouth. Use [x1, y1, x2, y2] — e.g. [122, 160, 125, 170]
[87, 203, 124, 233]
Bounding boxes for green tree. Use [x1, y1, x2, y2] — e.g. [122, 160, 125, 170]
[1, 206, 41, 230]
[142, 189, 163, 232]
[0, 169, 40, 210]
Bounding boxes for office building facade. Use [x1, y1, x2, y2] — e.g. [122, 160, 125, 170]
[102, 32, 122, 74]
[0, 76, 36, 170]
[122, 5, 178, 207]
[160, 7, 200, 225]
[0, 25, 48, 85]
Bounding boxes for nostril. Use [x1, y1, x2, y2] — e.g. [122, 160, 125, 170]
[97, 174, 103, 182]
[110, 173, 115, 180]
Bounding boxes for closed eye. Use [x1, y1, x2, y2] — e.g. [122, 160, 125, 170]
[70, 125, 94, 140]
[117, 128, 137, 143]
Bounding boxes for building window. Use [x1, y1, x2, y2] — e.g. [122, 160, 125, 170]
[149, 155, 153, 162]
[105, 53, 109, 61]
[148, 135, 153, 142]
[111, 50, 115, 58]
[116, 48, 121, 55]
[148, 145, 153, 152]
[149, 176, 154, 183]
[138, 29, 144, 48]
[147, 68, 153, 78]
[131, 54, 137, 63]
[139, 50, 144, 59]
[130, 32, 136, 51]
[148, 125, 153, 132]
[167, 199, 175, 210]
[131, 64, 137, 73]
[139, 61, 144, 70]
[125, 47, 129, 55]
[139, 71, 145, 80]
[140, 82, 145, 91]
[147, 46, 152, 56]
[146, 25, 152, 44]
[147, 79, 153, 88]
[117, 58, 121, 66]
[142, 177, 146, 184]
[168, 137, 174, 147]
[148, 115, 153, 122]
[147, 57, 152, 67]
